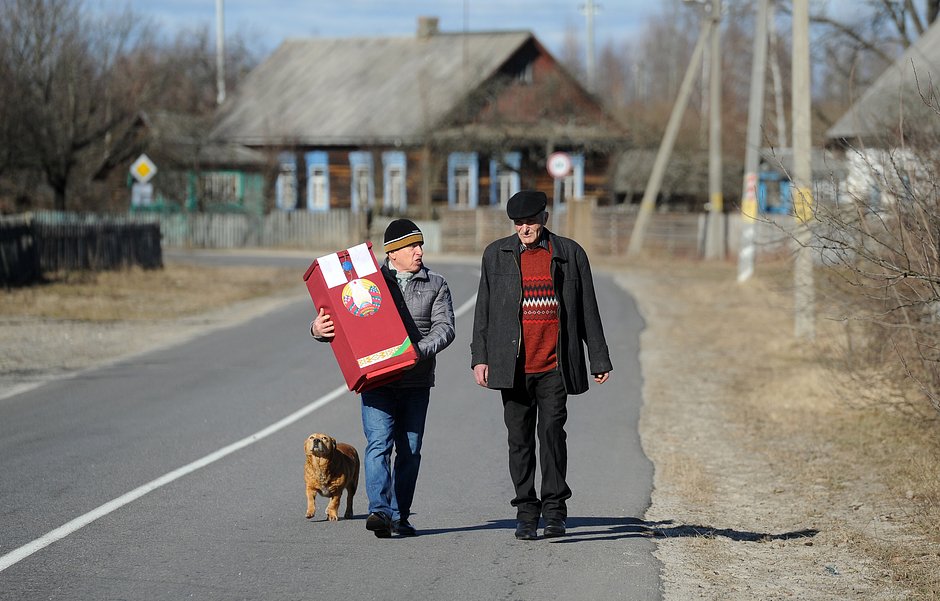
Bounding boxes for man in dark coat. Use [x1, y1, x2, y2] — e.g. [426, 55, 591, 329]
[471, 189, 612, 540]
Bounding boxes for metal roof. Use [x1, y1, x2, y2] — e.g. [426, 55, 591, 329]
[211, 31, 535, 146]
[826, 22, 940, 142]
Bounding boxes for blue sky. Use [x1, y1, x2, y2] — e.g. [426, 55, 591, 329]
[92, 0, 857, 61]
[91, 0, 694, 58]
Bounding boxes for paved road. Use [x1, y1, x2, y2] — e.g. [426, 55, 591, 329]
[0, 255, 659, 600]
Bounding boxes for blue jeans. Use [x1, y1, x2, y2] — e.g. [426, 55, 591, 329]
[360, 386, 431, 522]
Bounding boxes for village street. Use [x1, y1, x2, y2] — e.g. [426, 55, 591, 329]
[0, 258, 660, 600]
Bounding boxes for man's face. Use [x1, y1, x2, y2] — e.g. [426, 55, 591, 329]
[388, 243, 424, 273]
[514, 212, 547, 247]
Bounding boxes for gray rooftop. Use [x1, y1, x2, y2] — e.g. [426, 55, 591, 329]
[827, 21, 940, 142]
[211, 31, 536, 146]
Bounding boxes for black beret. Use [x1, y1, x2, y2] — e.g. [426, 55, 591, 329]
[383, 218, 423, 253]
[506, 190, 548, 220]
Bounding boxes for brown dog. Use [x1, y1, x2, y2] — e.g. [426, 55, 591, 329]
[304, 433, 360, 521]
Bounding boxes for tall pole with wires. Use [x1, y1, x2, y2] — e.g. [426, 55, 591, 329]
[792, 0, 815, 339]
[215, 0, 225, 105]
[737, 0, 769, 282]
[581, 0, 599, 92]
[627, 15, 714, 257]
[704, 0, 724, 259]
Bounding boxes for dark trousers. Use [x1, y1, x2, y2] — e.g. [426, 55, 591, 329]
[501, 368, 571, 522]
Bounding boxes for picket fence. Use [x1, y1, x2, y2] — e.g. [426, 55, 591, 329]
[2, 207, 796, 283]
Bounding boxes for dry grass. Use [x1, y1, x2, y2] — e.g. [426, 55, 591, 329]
[628, 256, 940, 600]
[0, 262, 300, 321]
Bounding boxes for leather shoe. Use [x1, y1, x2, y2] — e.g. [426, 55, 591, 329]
[543, 518, 566, 538]
[366, 512, 392, 538]
[392, 518, 417, 537]
[514, 520, 538, 540]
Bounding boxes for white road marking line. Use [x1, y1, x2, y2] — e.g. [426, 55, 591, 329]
[0, 385, 346, 573]
[0, 290, 479, 573]
[455, 293, 477, 319]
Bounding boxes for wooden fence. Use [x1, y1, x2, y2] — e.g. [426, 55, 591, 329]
[0, 217, 40, 287]
[437, 205, 709, 257]
[33, 222, 162, 272]
[0, 213, 162, 286]
[153, 211, 366, 250]
[1, 207, 798, 287]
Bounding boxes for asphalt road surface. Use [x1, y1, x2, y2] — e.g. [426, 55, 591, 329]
[0, 255, 660, 600]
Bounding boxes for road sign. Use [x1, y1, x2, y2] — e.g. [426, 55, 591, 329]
[131, 183, 154, 207]
[547, 152, 572, 179]
[130, 154, 157, 184]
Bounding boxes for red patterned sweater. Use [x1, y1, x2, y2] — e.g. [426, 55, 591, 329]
[520, 244, 558, 373]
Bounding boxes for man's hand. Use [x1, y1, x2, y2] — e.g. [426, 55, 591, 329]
[473, 364, 489, 387]
[593, 372, 610, 384]
[311, 307, 335, 339]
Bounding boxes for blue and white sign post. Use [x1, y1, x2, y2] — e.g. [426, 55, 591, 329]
[547, 151, 572, 232]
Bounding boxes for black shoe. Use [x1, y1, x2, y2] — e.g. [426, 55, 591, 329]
[392, 518, 417, 537]
[514, 520, 538, 540]
[543, 518, 566, 538]
[366, 512, 392, 538]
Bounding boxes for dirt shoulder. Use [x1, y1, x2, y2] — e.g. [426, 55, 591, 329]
[2, 255, 938, 599]
[0, 262, 302, 399]
[618, 258, 939, 600]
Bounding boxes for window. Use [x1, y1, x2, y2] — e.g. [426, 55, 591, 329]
[516, 62, 533, 84]
[454, 167, 471, 207]
[276, 153, 298, 210]
[382, 151, 407, 213]
[388, 167, 404, 211]
[490, 152, 521, 206]
[349, 152, 374, 212]
[447, 152, 479, 209]
[200, 171, 241, 205]
[306, 151, 330, 212]
[309, 167, 328, 211]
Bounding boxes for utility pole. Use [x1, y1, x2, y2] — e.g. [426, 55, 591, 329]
[737, 0, 770, 282]
[581, 0, 599, 92]
[792, 0, 815, 339]
[215, 0, 226, 105]
[768, 1, 787, 148]
[704, 0, 724, 259]
[627, 16, 714, 257]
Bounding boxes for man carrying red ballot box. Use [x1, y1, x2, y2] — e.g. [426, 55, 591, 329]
[311, 219, 455, 538]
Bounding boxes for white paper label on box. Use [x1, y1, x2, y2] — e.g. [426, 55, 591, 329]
[348, 243, 377, 277]
[317, 252, 346, 289]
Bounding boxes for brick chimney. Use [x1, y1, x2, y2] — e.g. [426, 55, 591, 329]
[417, 16, 439, 39]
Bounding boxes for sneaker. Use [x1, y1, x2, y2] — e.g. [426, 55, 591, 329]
[392, 518, 417, 537]
[366, 512, 392, 538]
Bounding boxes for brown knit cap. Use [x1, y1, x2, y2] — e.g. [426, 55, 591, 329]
[383, 219, 424, 253]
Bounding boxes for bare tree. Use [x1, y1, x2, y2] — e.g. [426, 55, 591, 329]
[0, 0, 150, 211]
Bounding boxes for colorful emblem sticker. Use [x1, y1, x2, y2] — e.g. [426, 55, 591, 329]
[342, 278, 382, 317]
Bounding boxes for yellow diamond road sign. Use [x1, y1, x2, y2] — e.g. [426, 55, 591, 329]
[130, 154, 157, 184]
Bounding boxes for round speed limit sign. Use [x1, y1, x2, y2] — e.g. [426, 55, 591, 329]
[547, 152, 572, 179]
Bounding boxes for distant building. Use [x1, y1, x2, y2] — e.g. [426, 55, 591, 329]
[94, 110, 269, 214]
[210, 17, 627, 217]
[826, 20, 940, 208]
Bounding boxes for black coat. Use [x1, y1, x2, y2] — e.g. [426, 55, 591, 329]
[470, 230, 612, 394]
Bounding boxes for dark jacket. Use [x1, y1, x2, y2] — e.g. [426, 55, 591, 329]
[470, 229, 612, 395]
[380, 261, 455, 388]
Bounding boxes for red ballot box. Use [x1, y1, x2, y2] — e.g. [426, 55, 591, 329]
[303, 242, 418, 393]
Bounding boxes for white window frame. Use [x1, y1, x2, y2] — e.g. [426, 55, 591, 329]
[382, 151, 407, 213]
